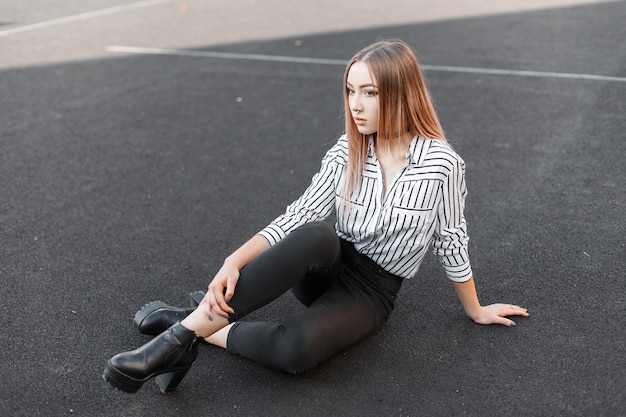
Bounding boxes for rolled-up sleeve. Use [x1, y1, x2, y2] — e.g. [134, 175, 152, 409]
[258, 139, 344, 246]
[432, 156, 473, 282]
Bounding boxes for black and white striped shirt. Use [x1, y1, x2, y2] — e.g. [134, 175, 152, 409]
[259, 135, 473, 282]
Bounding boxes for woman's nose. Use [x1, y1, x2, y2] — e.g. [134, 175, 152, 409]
[350, 96, 362, 112]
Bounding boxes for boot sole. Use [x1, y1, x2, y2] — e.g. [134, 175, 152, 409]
[102, 360, 193, 394]
[133, 300, 169, 330]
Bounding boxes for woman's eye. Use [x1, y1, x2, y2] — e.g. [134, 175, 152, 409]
[364, 89, 378, 97]
[346, 87, 355, 94]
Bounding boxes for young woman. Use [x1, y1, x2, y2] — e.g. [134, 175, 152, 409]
[103, 39, 529, 394]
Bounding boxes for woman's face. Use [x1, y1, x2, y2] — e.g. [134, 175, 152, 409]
[347, 61, 379, 135]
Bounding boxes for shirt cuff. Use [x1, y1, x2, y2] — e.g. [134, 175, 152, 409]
[257, 223, 286, 247]
[442, 260, 473, 282]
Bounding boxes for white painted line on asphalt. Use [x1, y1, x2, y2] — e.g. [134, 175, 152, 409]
[0, 0, 175, 37]
[107, 45, 626, 83]
[424, 64, 626, 83]
[107, 45, 348, 66]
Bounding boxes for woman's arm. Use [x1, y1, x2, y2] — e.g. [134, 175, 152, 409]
[204, 137, 344, 318]
[224, 234, 271, 270]
[205, 234, 270, 319]
[452, 277, 529, 326]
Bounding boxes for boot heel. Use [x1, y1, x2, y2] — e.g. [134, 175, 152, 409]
[189, 291, 205, 307]
[104, 323, 199, 394]
[155, 368, 191, 393]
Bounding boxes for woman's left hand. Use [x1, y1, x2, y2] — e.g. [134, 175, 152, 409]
[472, 304, 529, 326]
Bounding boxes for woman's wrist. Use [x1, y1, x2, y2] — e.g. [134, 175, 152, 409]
[223, 234, 271, 271]
[452, 278, 483, 321]
[223, 255, 242, 270]
[465, 306, 483, 322]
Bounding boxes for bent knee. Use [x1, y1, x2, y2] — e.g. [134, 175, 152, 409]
[298, 221, 336, 243]
[295, 222, 340, 261]
[273, 326, 320, 374]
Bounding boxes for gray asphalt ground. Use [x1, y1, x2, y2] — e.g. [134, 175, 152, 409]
[1, 1, 625, 416]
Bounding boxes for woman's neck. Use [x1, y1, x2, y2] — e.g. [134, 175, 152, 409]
[374, 134, 412, 162]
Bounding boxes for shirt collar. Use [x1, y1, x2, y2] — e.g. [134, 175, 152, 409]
[407, 136, 429, 167]
[367, 135, 430, 167]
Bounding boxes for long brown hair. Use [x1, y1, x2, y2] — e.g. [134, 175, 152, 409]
[343, 39, 446, 199]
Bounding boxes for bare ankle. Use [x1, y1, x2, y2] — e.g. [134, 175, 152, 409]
[180, 307, 229, 338]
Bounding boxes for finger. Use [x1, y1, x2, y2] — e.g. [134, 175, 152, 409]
[493, 316, 516, 327]
[201, 291, 211, 308]
[224, 275, 238, 304]
[502, 306, 529, 317]
[224, 283, 235, 303]
[504, 304, 528, 312]
[493, 304, 528, 316]
[217, 274, 238, 314]
[215, 289, 234, 316]
[207, 284, 232, 318]
[205, 292, 215, 319]
[495, 310, 520, 326]
[207, 287, 228, 319]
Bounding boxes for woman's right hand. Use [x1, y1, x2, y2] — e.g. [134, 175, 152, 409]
[204, 260, 240, 319]
[202, 234, 271, 320]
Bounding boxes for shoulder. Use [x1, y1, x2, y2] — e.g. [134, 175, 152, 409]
[323, 135, 349, 165]
[422, 139, 466, 174]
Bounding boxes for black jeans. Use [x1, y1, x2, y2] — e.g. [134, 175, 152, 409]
[225, 222, 404, 374]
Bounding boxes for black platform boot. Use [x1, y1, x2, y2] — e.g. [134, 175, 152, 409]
[134, 291, 206, 336]
[103, 322, 200, 393]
